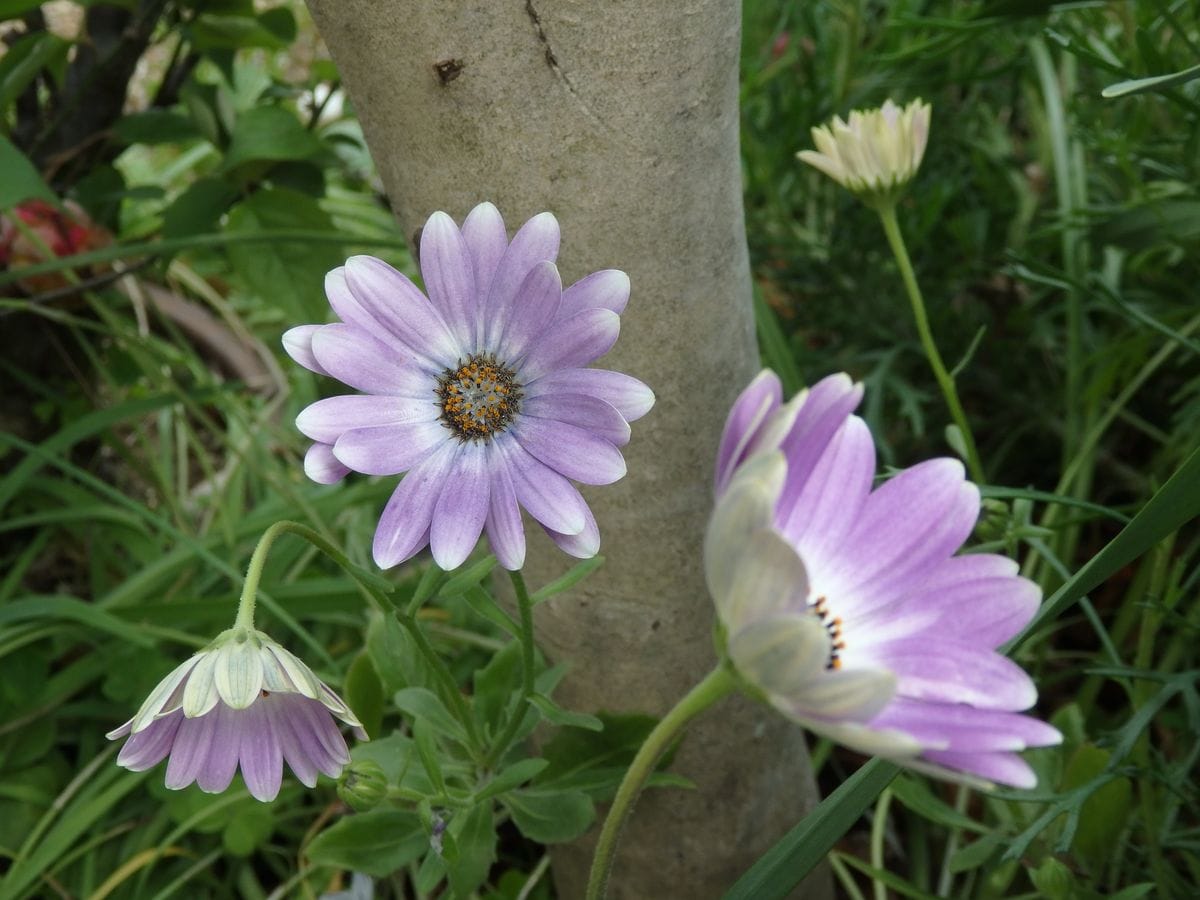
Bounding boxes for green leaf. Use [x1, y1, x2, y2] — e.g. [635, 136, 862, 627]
[224, 187, 343, 318]
[474, 758, 549, 803]
[527, 693, 603, 731]
[889, 775, 989, 835]
[463, 585, 520, 637]
[0, 33, 69, 116]
[723, 759, 900, 900]
[948, 831, 1005, 874]
[0, 135, 55, 210]
[258, 6, 297, 43]
[0, 1, 45, 18]
[1102, 62, 1200, 98]
[162, 177, 240, 239]
[530, 556, 605, 605]
[394, 687, 470, 747]
[440, 555, 498, 598]
[307, 809, 427, 877]
[343, 651, 384, 740]
[0, 595, 154, 647]
[222, 105, 323, 171]
[1064, 744, 1132, 872]
[473, 638, 521, 736]
[1010, 443, 1200, 650]
[222, 804, 274, 857]
[504, 789, 595, 844]
[413, 717, 445, 795]
[188, 12, 292, 51]
[536, 712, 657, 797]
[446, 803, 496, 898]
[114, 110, 203, 145]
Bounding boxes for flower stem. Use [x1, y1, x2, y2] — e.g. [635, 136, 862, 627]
[233, 521, 483, 756]
[876, 204, 985, 484]
[485, 570, 537, 767]
[235, 520, 392, 630]
[585, 664, 739, 900]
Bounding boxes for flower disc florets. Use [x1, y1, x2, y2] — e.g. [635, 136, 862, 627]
[437, 354, 522, 441]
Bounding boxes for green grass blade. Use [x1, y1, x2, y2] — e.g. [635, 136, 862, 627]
[722, 759, 900, 900]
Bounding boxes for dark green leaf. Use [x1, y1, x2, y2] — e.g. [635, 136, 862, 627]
[948, 831, 1006, 874]
[413, 716, 445, 795]
[0, 33, 68, 115]
[258, 6, 298, 43]
[527, 693, 603, 731]
[114, 110, 202, 145]
[222, 106, 323, 172]
[162, 178, 240, 239]
[504, 789, 595, 844]
[224, 187, 342, 318]
[446, 803, 496, 898]
[473, 638, 521, 736]
[0, 135, 54, 209]
[530, 556, 605, 605]
[474, 758, 549, 803]
[343, 651, 384, 740]
[307, 809, 427, 877]
[536, 712, 657, 797]
[394, 686, 470, 746]
[441, 555, 499, 598]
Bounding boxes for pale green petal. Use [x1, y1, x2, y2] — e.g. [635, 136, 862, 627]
[728, 612, 827, 697]
[181, 648, 222, 718]
[787, 713, 923, 759]
[720, 527, 809, 628]
[214, 639, 265, 710]
[130, 655, 202, 733]
[704, 452, 786, 607]
[262, 641, 323, 699]
[784, 666, 896, 721]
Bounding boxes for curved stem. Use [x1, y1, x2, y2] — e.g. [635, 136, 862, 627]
[877, 204, 985, 484]
[235, 520, 388, 630]
[486, 570, 537, 767]
[585, 665, 739, 900]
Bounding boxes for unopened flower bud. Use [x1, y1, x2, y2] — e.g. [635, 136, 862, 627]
[337, 759, 388, 811]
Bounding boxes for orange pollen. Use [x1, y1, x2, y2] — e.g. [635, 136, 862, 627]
[812, 594, 847, 671]
[436, 353, 522, 441]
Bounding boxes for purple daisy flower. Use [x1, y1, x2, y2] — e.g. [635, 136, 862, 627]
[283, 203, 654, 571]
[705, 371, 1061, 788]
[107, 629, 365, 802]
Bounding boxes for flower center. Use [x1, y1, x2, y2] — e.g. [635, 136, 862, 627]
[812, 596, 846, 670]
[436, 354, 522, 441]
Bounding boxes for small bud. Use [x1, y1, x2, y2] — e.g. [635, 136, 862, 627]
[974, 498, 1011, 542]
[337, 759, 388, 811]
[797, 98, 931, 208]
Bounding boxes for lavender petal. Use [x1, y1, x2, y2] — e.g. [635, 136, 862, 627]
[559, 269, 630, 318]
[515, 308, 620, 382]
[524, 367, 655, 422]
[430, 442, 491, 570]
[514, 416, 626, 486]
[522, 394, 631, 447]
[420, 211, 478, 349]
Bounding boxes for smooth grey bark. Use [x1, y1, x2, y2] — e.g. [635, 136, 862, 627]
[305, 2, 829, 897]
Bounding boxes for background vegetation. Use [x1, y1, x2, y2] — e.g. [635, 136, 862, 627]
[0, 0, 1197, 897]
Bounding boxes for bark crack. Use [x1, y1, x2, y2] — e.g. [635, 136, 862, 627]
[524, 0, 613, 135]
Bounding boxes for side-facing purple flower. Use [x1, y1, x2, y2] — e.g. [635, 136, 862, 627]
[283, 203, 654, 571]
[107, 629, 365, 802]
[706, 371, 1061, 788]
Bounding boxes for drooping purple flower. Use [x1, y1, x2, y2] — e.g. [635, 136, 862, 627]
[283, 203, 654, 571]
[706, 371, 1061, 788]
[107, 629, 365, 802]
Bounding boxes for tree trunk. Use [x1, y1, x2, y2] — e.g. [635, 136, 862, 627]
[304, 2, 829, 897]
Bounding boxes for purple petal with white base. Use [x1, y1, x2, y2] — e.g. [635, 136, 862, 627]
[705, 370, 1061, 788]
[283, 203, 653, 570]
[108, 629, 363, 800]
